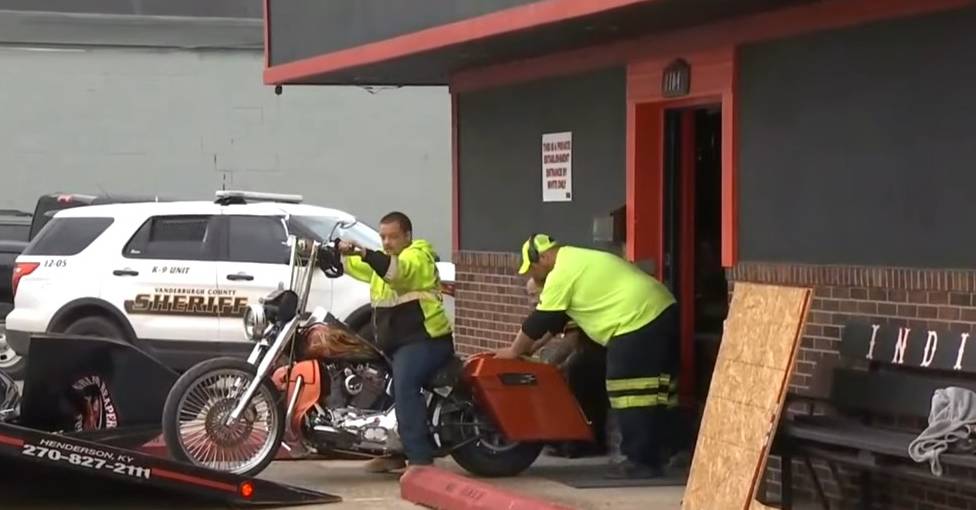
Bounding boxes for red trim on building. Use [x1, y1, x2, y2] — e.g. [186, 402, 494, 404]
[626, 48, 734, 269]
[450, 0, 971, 93]
[721, 65, 739, 267]
[263, 0, 653, 85]
[625, 103, 662, 269]
[451, 93, 460, 253]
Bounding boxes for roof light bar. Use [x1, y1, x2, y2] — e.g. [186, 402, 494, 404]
[215, 190, 304, 204]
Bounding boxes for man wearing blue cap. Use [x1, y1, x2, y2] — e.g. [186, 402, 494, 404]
[494, 233, 678, 479]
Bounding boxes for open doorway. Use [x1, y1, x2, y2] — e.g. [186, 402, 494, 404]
[661, 104, 729, 449]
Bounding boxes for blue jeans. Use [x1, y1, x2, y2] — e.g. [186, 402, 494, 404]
[391, 337, 454, 463]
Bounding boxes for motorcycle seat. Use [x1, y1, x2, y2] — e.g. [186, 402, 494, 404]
[425, 356, 463, 389]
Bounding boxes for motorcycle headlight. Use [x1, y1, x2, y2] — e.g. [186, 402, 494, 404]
[243, 304, 267, 341]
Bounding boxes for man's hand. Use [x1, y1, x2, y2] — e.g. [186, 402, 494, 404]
[337, 240, 361, 256]
[493, 347, 520, 359]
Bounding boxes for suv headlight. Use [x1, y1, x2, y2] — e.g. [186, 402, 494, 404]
[243, 304, 267, 341]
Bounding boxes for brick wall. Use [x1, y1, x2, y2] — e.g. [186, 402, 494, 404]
[453, 251, 527, 355]
[729, 261, 976, 509]
[454, 252, 976, 507]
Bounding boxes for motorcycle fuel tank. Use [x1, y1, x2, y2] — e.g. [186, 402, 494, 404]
[463, 356, 594, 443]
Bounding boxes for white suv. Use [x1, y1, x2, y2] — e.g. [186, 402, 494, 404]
[4, 191, 455, 376]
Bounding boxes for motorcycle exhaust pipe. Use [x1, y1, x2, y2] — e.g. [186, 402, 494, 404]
[311, 425, 360, 450]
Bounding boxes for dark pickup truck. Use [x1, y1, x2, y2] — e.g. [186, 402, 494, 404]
[0, 211, 31, 308]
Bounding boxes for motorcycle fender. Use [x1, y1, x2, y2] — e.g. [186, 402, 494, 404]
[462, 356, 594, 443]
[283, 361, 324, 438]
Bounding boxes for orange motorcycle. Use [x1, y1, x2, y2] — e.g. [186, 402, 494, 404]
[160, 235, 593, 477]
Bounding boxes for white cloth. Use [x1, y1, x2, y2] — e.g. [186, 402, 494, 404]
[908, 387, 976, 476]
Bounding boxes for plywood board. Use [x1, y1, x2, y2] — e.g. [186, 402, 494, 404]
[682, 282, 811, 510]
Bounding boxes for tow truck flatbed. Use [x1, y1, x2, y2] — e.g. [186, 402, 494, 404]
[0, 420, 341, 506]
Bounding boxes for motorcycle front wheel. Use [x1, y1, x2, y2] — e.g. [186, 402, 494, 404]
[162, 357, 285, 477]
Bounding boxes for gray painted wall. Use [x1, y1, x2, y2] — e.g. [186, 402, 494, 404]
[737, 6, 976, 268]
[0, 46, 454, 258]
[268, 0, 536, 66]
[0, 0, 263, 18]
[457, 67, 627, 253]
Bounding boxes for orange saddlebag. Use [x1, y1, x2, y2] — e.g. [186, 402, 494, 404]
[463, 356, 594, 443]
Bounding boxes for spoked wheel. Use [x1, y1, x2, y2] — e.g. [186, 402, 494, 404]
[440, 398, 542, 478]
[0, 327, 25, 380]
[162, 358, 285, 477]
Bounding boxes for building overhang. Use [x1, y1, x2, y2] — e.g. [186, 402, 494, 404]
[263, 0, 807, 86]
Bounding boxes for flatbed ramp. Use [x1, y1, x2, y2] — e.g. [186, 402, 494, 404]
[0, 421, 341, 506]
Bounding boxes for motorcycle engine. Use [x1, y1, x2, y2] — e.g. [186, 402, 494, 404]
[311, 361, 401, 453]
[323, 361, 390, 411]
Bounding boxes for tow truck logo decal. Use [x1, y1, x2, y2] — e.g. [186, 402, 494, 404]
[70, 375, 119, 431]
[124, 288, 249, 317]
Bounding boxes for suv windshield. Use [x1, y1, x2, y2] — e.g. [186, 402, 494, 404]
[289, 216, 382, 251]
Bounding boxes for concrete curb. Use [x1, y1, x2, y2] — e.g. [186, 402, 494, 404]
[400, 466, 576, 510]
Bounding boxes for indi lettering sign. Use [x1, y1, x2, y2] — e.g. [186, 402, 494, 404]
[542, 131, 572, 202]
[843, 322, 976, 374]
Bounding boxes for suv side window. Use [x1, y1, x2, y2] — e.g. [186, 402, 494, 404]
[226, 215, 289, 264]
[124, 215, 217, 261]
[23, 217, 114, 256]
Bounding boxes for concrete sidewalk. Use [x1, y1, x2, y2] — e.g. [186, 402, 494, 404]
[2, 453, 685, 509]
[261, 455, 686, 510]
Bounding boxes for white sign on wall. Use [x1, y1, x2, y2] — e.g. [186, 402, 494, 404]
[542, 131, 572, 202]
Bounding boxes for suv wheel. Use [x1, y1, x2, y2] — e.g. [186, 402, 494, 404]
[63, 316, 127, 341]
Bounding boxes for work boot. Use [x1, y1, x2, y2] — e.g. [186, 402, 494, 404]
[604, 459, 664, 480]
[364, 454, 406, 473]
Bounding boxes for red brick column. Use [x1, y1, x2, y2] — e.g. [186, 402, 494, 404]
[452, 250, 529, 355]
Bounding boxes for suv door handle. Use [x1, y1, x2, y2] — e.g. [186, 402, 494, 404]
[113, 269, 139, 276]
[226, 273, 254, 281]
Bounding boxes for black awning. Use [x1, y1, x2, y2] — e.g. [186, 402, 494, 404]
[264, 0, 798, 86]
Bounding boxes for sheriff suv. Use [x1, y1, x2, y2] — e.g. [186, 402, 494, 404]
[5, 191, 455, 375]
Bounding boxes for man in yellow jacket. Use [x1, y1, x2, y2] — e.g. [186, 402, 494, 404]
[495, 233, 678, 479]
[337, 211, 453, 473]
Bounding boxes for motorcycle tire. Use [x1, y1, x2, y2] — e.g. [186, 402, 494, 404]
[450, 438, 543, 478]
[162, 357, 285, 478]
